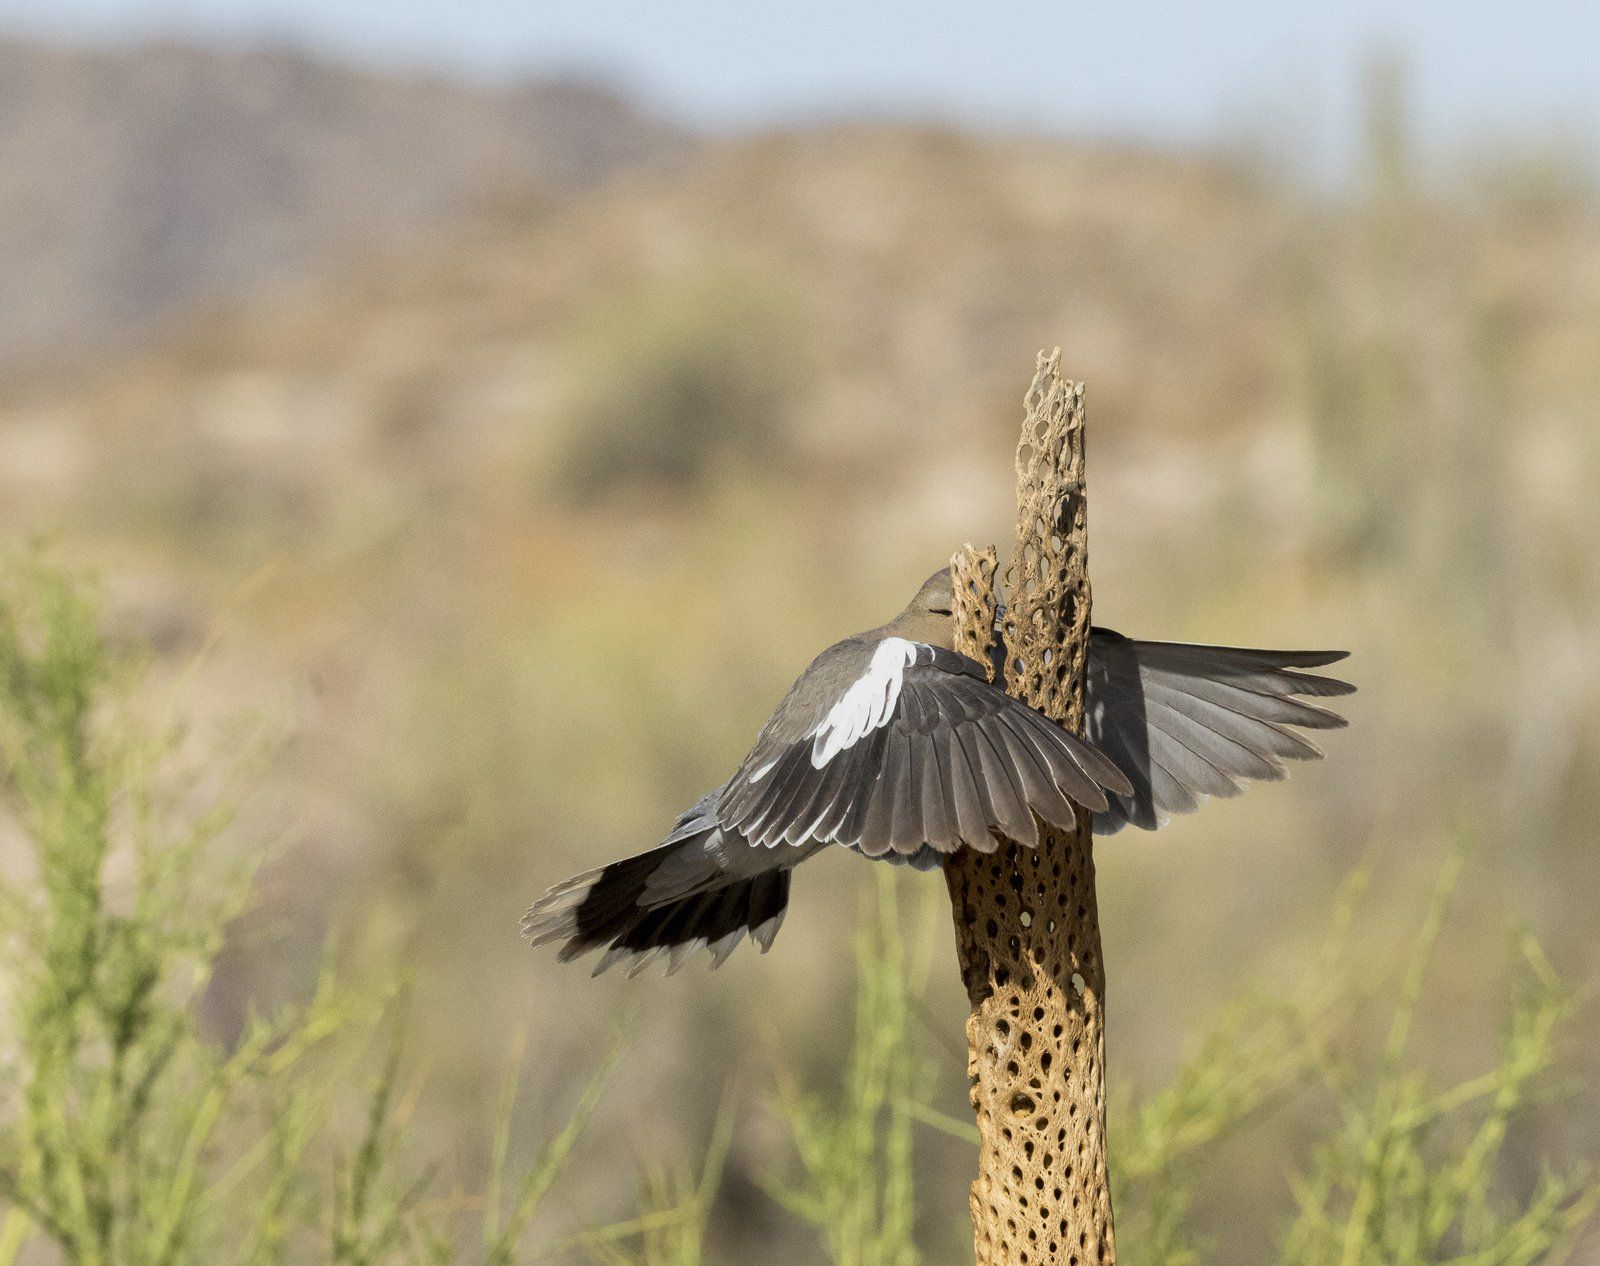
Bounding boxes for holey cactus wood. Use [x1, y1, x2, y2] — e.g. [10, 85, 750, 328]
[945, 351, 1114, 1266]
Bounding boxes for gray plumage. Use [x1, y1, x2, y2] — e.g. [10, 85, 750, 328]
[716, 640, 1126, 857]
[1083, 631, 1352, 834]
[522, 569, 1352, 976]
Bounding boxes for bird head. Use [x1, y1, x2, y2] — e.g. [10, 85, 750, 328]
[887, 568, 958, 649]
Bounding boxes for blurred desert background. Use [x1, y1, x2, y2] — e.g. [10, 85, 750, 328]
[1, 8, 1598, 1264]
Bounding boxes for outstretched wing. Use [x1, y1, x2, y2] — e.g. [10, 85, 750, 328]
[1085, 630, 1353, 834]
[716, 638, 1131, 860]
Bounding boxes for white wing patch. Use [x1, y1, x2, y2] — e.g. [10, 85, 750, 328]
[810, 638, 925, 769]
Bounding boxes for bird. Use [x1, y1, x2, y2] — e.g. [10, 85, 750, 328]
[522, 567, 1352, 977]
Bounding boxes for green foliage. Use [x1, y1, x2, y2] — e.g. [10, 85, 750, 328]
[1112, 872, 1368, 1266]
[550, 268, 809, 500]
[1112, 852, 1599, 1266]
[482, 1035, 623, 1266]
[1112, 989, 1320, 1266]
[577, 1091, 734, 1266]
[1277, 858, 1599, 1266]
[0, 553, 347, 1265]
[764, 870, 929, 1266]
[0, 556, 621, 1266]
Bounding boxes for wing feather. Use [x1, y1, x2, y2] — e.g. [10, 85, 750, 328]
[856, 731, 906, 857]
[714, 638, 1131, 860]
[992, 714, 1078, 830]
[912, 736, 952, 849]
[967, 723, 1039, 847]
[1088, 631, 1352, 835]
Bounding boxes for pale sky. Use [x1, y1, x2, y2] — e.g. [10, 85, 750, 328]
[5, 0, 1598, 177]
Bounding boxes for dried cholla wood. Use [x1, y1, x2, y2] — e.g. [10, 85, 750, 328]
[944, 350, 1116, 1266]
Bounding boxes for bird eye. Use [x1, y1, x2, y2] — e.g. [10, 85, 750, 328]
[930, 606, 952, 616]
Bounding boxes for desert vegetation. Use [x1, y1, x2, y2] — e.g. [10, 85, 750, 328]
[0, 38, 1597, 1264]
[0, 554, 1595, 1264]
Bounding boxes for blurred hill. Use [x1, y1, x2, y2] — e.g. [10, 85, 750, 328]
[0, 35, 681, 371]
[5, 117, 1595, 565]
[0, 125, 1324, 535]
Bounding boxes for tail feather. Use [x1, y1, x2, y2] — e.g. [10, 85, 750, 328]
[521, 839, 793, 978]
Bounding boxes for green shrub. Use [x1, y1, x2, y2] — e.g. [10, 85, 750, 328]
[1275, 856, 1598, 1266]
[764, 871, 930, 1266]
[0, 556, 623, 1266]
[1110, 853, 1598, 1266]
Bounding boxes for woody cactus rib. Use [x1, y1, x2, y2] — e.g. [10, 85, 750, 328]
[945, 350, 1115, 1266]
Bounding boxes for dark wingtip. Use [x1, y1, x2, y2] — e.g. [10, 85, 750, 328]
[1288, 670, 1356, 698]
[1283, 648, 1350, 667]
[531, 863, 792, 980]
[1242, 647, 1351, 668]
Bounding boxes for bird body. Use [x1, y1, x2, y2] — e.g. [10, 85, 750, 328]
[523, 569, 1351, 977]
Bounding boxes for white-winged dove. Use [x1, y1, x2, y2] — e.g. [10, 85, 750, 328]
[523, 568, 1352, 977]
